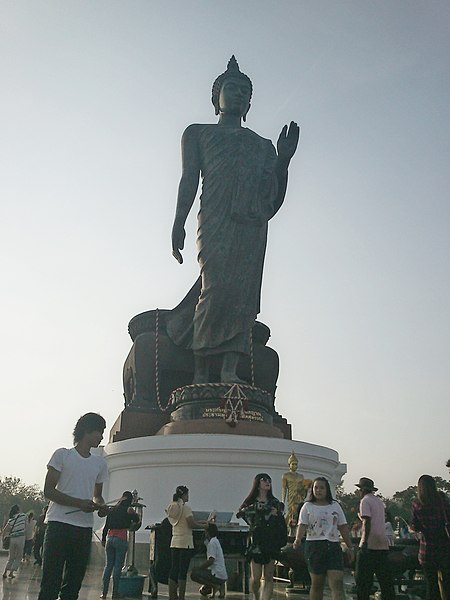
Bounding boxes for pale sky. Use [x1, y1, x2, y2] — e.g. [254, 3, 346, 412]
[1, 1, 449, 499]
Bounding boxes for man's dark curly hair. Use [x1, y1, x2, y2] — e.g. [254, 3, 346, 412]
[73, 412, 106, 443]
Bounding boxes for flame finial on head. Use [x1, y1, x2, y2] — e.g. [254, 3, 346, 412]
[227, 55, 240, 74]
[211, 55, 253, 117]
[288, 451, 298, 466]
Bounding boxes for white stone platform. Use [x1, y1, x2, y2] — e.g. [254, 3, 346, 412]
[102, 434, 346, 541]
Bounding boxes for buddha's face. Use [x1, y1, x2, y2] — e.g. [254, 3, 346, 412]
[289, 460, 298, 473]
[219, 77, 251, 117]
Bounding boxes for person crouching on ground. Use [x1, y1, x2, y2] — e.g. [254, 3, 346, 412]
[191, 523, 227, 597]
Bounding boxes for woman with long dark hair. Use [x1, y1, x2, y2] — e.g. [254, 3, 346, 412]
[237, 473, 287, 600]
[2, 504, 27, 579]
[166, 485, 207, 600]
[293, 477, 353, 600]
[100, 491, 141, 599]
[411, 474, 450, 600]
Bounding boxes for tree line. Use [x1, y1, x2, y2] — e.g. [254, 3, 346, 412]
[1, 473, 448, 529]
[336, 476, 450, 529]
[0, 476, 46, 525]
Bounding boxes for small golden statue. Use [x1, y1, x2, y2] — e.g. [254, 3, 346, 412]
[282, 451, 312, 534]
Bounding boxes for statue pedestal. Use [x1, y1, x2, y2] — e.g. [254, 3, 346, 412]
[159, 382, 288, 438]
[113, 309, 293, 441]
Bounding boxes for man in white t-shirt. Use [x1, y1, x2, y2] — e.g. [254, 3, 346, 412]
[191, 523, 228, 597]
[354, 477, 395, 600]
[37, 412, 109, 600]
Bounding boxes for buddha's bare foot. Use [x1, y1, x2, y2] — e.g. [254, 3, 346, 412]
[193, 356, 210, 384]
[220, 371, 247, 384]
[220, 351, 247, 384]
[193, 372, 210, 384]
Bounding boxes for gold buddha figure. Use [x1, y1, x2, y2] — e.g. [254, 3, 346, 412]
[281, 451, 312, 534]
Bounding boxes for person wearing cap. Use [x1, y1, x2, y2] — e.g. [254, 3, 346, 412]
[166, 485, 207, 600]
[354, 477, 395, 600]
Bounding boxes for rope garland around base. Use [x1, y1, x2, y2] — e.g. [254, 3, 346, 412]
[154, 308, 172, 412]
[250, 326, 255, 387]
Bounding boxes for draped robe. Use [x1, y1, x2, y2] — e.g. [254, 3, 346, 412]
[167, 124, 279, 356]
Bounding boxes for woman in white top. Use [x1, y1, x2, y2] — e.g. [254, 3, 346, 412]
[166, 485, 207, 600]
[384, 510, 395, 547]
[293, 477, 353, 600]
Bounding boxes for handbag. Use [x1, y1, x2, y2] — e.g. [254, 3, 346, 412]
[271, 511, 288, 550]
[2, 515, 19, 550]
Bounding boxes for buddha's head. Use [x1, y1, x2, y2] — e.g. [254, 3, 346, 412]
[212, 56, 253, 121]
[288, 451, 299, 472]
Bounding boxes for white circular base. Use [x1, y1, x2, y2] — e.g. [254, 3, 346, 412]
[103, 434, 346, 541]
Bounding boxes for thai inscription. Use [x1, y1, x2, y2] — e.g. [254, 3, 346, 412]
[201, 406, 264, 422]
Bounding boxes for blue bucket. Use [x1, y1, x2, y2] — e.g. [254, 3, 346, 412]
[118, 574, 146, 597]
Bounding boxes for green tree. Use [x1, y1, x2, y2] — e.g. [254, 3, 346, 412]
[338, 476, 449, 538]
[0, 476, 45, 526]
[387, 476, 450, 526]
[385, 485, 417, 527]
[433, 476, 450, 494]
[335, 485, 361, 530]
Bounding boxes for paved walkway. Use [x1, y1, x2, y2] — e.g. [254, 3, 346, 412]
[0, 552, 293, 600]
[0, 551, 360, 600]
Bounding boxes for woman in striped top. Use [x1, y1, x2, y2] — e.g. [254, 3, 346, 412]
[2, 504, 27, 579]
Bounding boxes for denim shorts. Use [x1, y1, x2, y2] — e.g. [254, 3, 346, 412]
[304, 540, 344, 575]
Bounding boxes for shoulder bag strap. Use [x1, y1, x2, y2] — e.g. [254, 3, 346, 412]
[8, 514, 20, 535]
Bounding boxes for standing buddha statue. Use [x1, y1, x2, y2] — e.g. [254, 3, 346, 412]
[281, 451, 312, 535]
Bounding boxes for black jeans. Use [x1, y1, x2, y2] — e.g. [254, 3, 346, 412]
[170, 548, 193, 582]
[355, 548, 395, 600]
[33, 532, 44, 565]
[38, 521, 92, 600]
